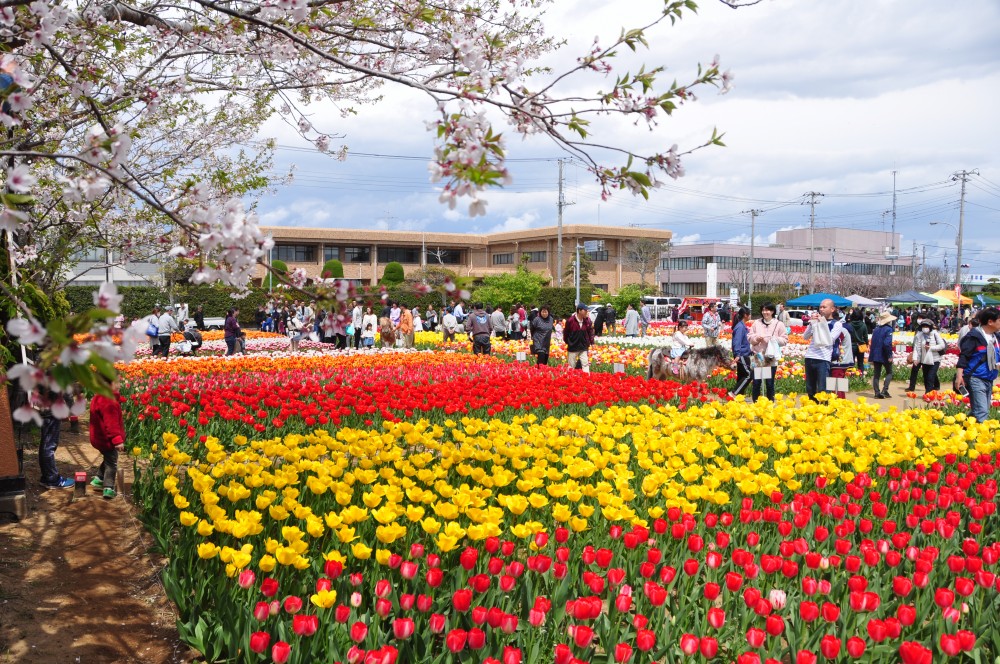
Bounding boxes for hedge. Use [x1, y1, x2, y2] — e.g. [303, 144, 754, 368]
[538, 286, 593, 319]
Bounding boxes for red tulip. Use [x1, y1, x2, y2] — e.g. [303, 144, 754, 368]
[452, 589, 473, 612]
[635, 629, 655, 652]
[679, 633, 699, 655]
[238, 569, 256, 589]
[254, 601, 270, 622]
[796, 650, 817, 664]
[400, 561, 418, 580]
[249, 632, 270, 654]
[500, 613, 518, 634]
[704, 583, 721, 601]
[737, 653, 762, 664]
[426, 568, 443, 588]
[460, 547, 478, 571]
[897, 604, 916, 626]
[471, 606, 487, 625]
[502, 646, 522, 664]
[283, 596, 303, 614]
[846, 637, 866, 658]
[820, 635, 841, 659]
[957, 630, 976, 652]
[468, 628, 486, 650]
[746, 627, 766, 649]
[445, 629, 467, 653]
[765, 614, 784, 636]
[350, 621, 368, 643]
[292, 614, 318, 637]
[892, 576, 913, 597]
[700, 636, 719, 658]
[374, 598, 392, 618]
[324, 560, 343, 579]
[707, 607, 725, 629]
[821, 602, 840, 622]
[614, 642, 634, 662]
[398, 594, 414, 611]
[271, 641, 291, 664]
[392, 617, 414, 640]
[261, 578, 279, 598]
[939, 634, 961, 657]
[571, 624, 594, 648]
[596, 548, 614, 568]
[335, 605, 350, 623]
[346, 646, 365, 664]
[554, 643, 572, 664]
[899, 641, 933, 664]
[935, 588, 955, 608]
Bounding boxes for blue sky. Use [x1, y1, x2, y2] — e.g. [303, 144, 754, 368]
[252, 0, 1000, 274]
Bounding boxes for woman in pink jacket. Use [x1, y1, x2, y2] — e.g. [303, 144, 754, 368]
[747, 303, 789, 401]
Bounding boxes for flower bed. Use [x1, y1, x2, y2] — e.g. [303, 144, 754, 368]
[124, 353, 1000, 663]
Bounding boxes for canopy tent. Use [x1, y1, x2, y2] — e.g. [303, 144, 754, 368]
[930, 289, 973, 306]
[883, 290, 938, 305]
[846, 294, 881, 307]
[921, 291, 954, 306]
[975, 293, 1000, 306]
[785, 292, 853, 308]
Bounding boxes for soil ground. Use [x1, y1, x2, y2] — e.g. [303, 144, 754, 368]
[0, 418, 188, 664]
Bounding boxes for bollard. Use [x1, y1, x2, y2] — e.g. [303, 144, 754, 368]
[74, 471, 87, 498]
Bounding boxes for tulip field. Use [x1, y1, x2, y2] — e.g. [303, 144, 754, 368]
[121, 345, 1000, 664]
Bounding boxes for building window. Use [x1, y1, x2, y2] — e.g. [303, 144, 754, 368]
[493, 253, 514, 265]
[522, 251, 547, 263]
[345, 247, 371, 263]
[74, 248, 107, 263]
[272, 244, 317, 262]
[323, 246, 341, 262]
[665, 257, 708, 270]
[427, 249, 463, 265]
[586, 250, 609, 262]
[592, 284, 609, 292]
[377, 247, 421, 264]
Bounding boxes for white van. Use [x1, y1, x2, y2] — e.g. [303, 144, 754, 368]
[642, 296, 682, 319]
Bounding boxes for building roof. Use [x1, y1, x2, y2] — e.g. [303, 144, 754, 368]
[262, 224, 672, 246]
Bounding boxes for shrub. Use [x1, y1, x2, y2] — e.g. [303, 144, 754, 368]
[381, 262, 405, 285]
[538, 286, 593, 319]
[322, 259, 344, 279]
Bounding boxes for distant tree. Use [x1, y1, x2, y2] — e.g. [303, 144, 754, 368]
[472, 265, 547, 310]
[610, 283, 656, 313]
[381, 262, 405, 286]
[916, 265, 948, 293]
[623, 239, 666, 285]
[322, 259, 345, 279]
[564, 251, 597, 287]
[984, 278, 1000, 297]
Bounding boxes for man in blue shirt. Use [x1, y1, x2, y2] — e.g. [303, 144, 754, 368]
[802, 299, 848, 401]
[956, 308, 1000, 422]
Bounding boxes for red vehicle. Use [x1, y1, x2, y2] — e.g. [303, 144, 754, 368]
[677, 297, 723, 322]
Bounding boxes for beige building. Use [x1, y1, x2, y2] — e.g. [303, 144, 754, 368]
[260, 225, 673, 293]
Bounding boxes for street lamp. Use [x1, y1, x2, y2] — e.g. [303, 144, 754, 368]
[930, 221, 964, 320]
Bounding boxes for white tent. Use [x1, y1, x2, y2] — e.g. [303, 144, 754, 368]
[847, 294, 881, 306]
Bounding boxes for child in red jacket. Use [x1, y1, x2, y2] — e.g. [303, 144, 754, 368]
[89, 384, 126, 499]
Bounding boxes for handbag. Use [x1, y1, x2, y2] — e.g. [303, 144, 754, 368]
[765, 338, 782, 361]
[145, 321, 159, 337]
[858, 344, 869, 353]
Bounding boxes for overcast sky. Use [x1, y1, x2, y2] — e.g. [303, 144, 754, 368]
[253, 0, 1000, 276]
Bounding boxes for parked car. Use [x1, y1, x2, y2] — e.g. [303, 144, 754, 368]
[785, 310, 809, 323]
[642, 296, 682, 319]
[202, 316, 226, 330]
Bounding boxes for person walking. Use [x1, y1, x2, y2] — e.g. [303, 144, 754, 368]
[729, 307, 753, 398]
[425, 304, 438, 332]
[803, 298, 848, 401]
[748, 303, 788, 401]
[640, 301, 652, 337]
[88, 379, 126, 499]
[352, 300, 363, 349]
[956, 308, 1000, 423]
[907, 319, 946, 393]
[467, 303, 492, 355]
[529, 305, 555, 366]
[193, 304, 206, 331]
[144, 305, 162, 356]
[564, 303, 595, 372]
[869, 312, 896, 398]
[701, 302, 721, 347]
[605, 304, 617, 336]
[490, 305, 507, 340]
[623, 303, 640, 337]
[224, 307, 241, 356]
[848, 310, 869, 374]
[157, 305, 180, 358]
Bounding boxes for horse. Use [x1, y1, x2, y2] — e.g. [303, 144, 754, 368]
[647, 345, 732, 383]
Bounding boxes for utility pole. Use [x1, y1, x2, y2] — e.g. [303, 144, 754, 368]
[891, 170, 897, 277]
[912, 240, 918, 290]
[803, 192, 823, 293]
[953, 169, 978, 321]
[742, 209, 762, 310]
[556, 159, 573, 287]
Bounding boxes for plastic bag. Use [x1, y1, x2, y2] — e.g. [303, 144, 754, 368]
[765, 338, 782, 360]
[811, 319, 832, 346]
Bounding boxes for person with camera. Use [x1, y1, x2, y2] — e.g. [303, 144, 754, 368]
[747, 303, 788, 401]
[906, 319, 946, 394]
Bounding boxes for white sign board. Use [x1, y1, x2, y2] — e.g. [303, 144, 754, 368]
[706, 263, 718, 298]
[825, 377, 849, 393]
[729, 287, 739, 308]
[754, 366, 772, 380]
[613, 363, 626, 374]
[515, 352, 527, 362]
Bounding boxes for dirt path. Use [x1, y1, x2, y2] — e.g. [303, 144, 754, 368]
[0, 419, 187, 664]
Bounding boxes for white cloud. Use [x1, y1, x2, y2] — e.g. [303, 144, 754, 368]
[488, 212, 540, 234]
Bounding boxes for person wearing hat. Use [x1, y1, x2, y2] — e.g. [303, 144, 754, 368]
[869, 312, 897, 398]
[907, 318, 946, 394]
[564, 302, 596, 372]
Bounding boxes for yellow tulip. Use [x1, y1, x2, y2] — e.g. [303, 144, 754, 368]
[352, 542, 372, 560]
